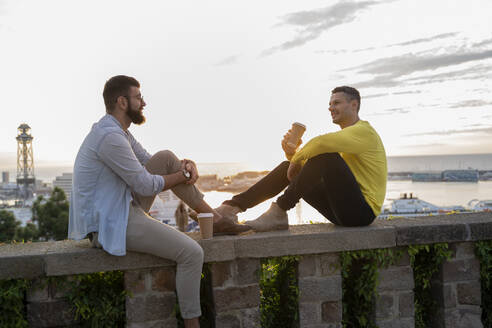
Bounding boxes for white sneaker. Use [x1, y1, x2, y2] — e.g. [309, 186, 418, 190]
[247, 202, 288, 232]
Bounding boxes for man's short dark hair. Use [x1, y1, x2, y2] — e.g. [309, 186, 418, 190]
[103, 75, 140, 113]
[332, 86, 361, 111]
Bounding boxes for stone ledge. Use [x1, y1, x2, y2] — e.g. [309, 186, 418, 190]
[1, 212, 491, 280]
[379, 212, 492, 245]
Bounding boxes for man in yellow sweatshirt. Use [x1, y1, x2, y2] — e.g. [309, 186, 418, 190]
[217, 86, 387, 231]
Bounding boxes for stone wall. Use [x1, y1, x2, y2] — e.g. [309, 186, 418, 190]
[1, 212, 491, 327]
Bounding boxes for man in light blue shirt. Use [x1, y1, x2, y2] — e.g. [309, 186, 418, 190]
[68, 75, 249, 327]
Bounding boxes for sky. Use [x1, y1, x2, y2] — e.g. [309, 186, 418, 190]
[1, 0, 491, 172]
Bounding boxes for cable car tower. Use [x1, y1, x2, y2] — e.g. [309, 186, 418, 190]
[16, 123, 36, 199]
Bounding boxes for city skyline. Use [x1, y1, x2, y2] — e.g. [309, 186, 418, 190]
[1, 0, 491, 171]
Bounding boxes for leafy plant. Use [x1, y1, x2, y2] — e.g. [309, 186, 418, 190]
[475, 240, 492, 328]
[0, 278, 31, 328]
[64, 271, 127, 328]
[340, 248, 403, 328]
[408, 243, 452, 328]
[260, 256, 299, 328]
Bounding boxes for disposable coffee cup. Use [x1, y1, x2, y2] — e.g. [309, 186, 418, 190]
[287, 122, 306, 148]
[197, 213, 214, 239]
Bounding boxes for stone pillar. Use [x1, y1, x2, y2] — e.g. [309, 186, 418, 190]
[298, 253, 342, 328]
[26, 278, 76, 327]
[375, 250, 415, 328]
[125, 267, 178, 327]
[431, 242, 483, 328]
[210, 258, 261, 327]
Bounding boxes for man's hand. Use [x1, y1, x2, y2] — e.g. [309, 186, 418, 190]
[287, 162, 302, 181]
[181, 159, 199, 185]
[281, 129, 302, 157]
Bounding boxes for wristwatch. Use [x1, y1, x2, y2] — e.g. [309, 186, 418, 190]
[182, 169, 191, 180]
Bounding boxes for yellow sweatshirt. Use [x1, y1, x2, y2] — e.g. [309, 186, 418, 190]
[290, 120, 387, 216]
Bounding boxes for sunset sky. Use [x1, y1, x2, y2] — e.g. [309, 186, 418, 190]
[1, 0, 491, 171]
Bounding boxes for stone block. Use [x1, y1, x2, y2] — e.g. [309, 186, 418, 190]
[298, 276, 342, 303]
[214, 285, 260, 312]
[27, 299, 75, 327]
[234, 223, 396, 258]
[126, 294, 176, 323]
[0, 255, 45, 280]
[152, 267, 176, 292]
[299, 255, 317, 277]
[197, 236, 236, 263]
[378, 266, 414, 291]
[376, 318, 414, 328]
[43, 240, 175, 276]
[375, 293, 395, 319]
[322, 301, 342, 323]
[432, 282, 457, 308]
[236, 258, 261, 286]
[215, 312, 241, 328]
[398, 291, 414, 318]
[395, 248, 411, 266]
[318, 253, 340, 276]
[125, 270, 148, 295]
[450, 242, 476, 260]
[442, 307, 484, 328]
[210, 261, 233, 287]
[457, 281, 481, 305]
[390, 218, 467, 246]
[299, 302, 321, 325]
[468, 215, 492, 241]
[440, 258, 480, 282]
[127, 318, 177, 328]
[240, 307, 261, 327]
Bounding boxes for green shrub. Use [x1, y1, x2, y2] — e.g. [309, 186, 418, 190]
[408, 243, 452, 328]
[340, 248, 402, 328]
[0, 278, 31, 328]
[64, 271, 127, 328]
[476, 240, 492, 328]
[260, 256, 299, 328]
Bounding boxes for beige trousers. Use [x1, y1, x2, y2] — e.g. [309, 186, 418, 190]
[127, 150, 205, 319]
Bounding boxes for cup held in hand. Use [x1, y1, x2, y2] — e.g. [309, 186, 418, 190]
[287, 122, 306, 148]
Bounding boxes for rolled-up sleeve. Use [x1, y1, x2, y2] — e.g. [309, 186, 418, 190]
[98, 132, 164, 196]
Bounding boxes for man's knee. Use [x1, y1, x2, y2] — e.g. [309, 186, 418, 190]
[153, 149, 179, 163]
[183, 241, 204, 265]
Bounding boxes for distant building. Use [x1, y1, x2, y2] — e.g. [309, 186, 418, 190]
[53, 173, 73, 200]
[1, 171, 9, 184]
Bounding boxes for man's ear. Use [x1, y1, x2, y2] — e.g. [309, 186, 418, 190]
[116, 95, 127, 109]
[350, 99, 358, 111]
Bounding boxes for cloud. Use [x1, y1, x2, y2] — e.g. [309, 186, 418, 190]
[349, 49, 492, 88]
[215, 55, 240, 66]
[388, 32, 458, 47]
[449, 100, 492, 108]
[368, 107, 410, 116]
[261, 1, 380, 56]
[315, 33, 458, 55]
[473, 38, 492, 48]
[405, 127, 492, 137]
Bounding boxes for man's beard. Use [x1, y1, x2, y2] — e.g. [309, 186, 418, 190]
[126, 104, 146, 125]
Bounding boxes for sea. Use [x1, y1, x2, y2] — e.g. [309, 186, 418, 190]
[3, 153, 492, 226]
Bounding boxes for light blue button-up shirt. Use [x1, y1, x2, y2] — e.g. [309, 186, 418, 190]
[68, 114, 165, 256]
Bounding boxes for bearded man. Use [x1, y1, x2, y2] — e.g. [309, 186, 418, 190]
[68, 75, 249, 327]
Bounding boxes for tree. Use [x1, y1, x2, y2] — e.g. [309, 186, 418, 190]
[16, 222, 39, 242]
[32, 187, 69, 241]
[0, 210, 20, 242]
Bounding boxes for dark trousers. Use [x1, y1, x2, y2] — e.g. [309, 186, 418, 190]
[223, 153, 375, 227]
